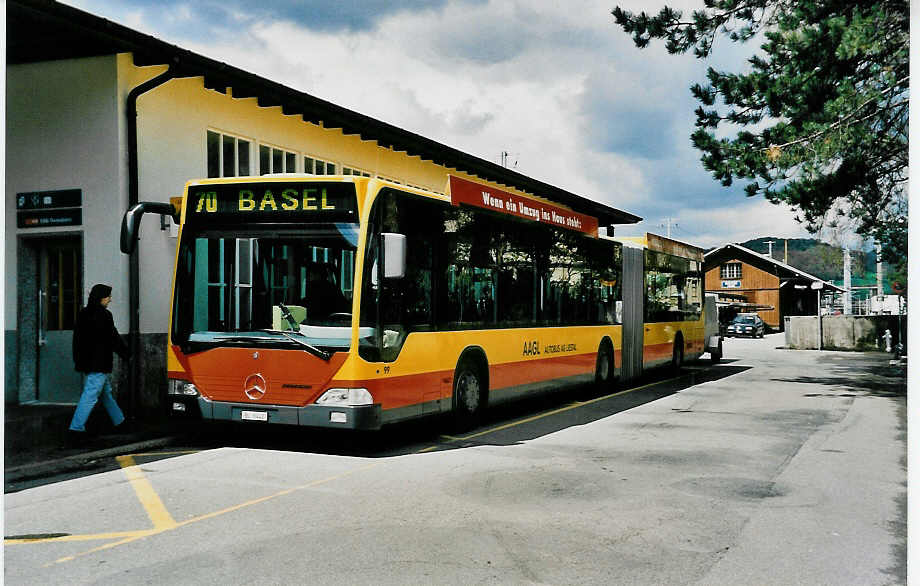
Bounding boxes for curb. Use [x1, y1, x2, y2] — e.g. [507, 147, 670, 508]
[5, 436, 179, 483]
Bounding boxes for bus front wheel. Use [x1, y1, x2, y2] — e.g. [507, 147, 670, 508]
[452, 360, 485, 431]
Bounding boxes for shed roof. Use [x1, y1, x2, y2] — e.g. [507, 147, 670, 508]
[704, 243, 844, 292]
[7, 0, 642, 228]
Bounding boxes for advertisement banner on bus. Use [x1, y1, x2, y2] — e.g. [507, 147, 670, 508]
[448, 175, 598, 237]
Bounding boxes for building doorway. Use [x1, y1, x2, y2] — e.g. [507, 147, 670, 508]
[18, 236, 83, 403]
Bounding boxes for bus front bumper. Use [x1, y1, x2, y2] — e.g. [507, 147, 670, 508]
[171, 396, 382, 430]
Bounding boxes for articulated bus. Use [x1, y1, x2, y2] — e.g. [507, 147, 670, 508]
[122, 175, 706, 430]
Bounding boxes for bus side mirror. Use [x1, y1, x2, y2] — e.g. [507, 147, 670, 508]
[382, 233, 407, 279]
[121, 201, 180, 254]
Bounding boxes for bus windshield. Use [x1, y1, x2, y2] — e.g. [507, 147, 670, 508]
[171, 223, 360, 352]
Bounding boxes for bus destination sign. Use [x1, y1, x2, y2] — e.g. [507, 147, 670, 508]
[448, 175, 598, 237]
[186, 182, 358, 225]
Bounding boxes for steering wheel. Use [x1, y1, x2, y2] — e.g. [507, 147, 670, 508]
[327, 312, 352, 324]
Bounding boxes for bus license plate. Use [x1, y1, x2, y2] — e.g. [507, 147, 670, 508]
[241, 410, 268, 422]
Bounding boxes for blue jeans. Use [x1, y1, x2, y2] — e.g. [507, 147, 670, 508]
[69, 373, 125, 432]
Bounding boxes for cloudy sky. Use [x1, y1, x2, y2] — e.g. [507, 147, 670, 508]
[65, 0, 818, 249]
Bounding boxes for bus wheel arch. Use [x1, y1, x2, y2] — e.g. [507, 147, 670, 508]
[595, 337, 615, 390]
[451, 347, 489, 430]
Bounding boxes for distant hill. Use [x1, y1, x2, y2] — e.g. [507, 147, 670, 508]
[711, 237, 891, 292]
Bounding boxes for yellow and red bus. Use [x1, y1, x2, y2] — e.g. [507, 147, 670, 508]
[122, 175, 705, 430]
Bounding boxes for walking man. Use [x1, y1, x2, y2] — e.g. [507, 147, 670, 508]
[68, 284, 130, 439]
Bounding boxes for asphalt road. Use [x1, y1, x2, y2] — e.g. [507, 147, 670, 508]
[4, 334, 907, 585]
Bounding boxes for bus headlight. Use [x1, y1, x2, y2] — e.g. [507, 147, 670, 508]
[168, 379, 200, 396]
[315, 388, 373, 406]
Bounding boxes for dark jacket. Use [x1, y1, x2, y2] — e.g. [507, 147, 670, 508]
[72, 305, 129, 373]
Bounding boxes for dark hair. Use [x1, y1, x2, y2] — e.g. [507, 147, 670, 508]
[87, 284, 113, 307]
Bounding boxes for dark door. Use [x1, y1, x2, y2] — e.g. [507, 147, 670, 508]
[37, 238, 83, 402]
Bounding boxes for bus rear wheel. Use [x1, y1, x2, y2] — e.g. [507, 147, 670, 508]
[452, 360, 485, 431]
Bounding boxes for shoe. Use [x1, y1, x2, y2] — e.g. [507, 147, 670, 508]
[65, 430, 89, 448]
[109, 420, 135, 434]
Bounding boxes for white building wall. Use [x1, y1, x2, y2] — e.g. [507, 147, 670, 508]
[6, 55, 127, 326]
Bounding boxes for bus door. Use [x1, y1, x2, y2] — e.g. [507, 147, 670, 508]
[620, 244, 644, 382]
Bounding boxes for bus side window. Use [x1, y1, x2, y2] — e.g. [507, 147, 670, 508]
[442, 209, 496, 329]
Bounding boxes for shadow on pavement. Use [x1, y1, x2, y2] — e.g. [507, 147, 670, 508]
[6, 361, 752, 491]
[771, 353, 906, 398]
[175, 362, 752, 458]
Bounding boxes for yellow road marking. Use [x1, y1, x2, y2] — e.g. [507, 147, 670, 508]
[5, 530, 151, 545]
[20, 373, 688, 563]
[44, 460, 381, 566]
[115, 455, 178, 530]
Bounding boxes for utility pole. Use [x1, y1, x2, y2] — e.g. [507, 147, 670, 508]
[784, 239, 788, 264]
[662, 217, 676, 238]
[765, 240, 775, 259]
[843, 247, 852, 314]
[876, 242, 884, 297]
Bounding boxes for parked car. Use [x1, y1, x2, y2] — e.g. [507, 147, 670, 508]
[725, 313, 765, 338]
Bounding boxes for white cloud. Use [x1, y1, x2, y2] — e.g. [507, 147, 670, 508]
[665, 199, 812, 248]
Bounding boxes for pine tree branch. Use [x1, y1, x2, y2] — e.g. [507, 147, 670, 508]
[761, 75, 908, 153]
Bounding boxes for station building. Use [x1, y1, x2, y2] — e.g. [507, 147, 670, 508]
[5, 0, 639, 415]
[703, 243, 843, 331]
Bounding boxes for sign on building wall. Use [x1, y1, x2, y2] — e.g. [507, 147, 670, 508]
[16, 189, 82, 228]
[721, 280, 742, 289]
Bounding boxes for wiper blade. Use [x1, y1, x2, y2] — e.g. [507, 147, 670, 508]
[211, 335, 279, 343]
[258, 330, 332, 361]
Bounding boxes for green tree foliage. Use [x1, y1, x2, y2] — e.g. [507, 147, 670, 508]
[612, 1, 908, 272]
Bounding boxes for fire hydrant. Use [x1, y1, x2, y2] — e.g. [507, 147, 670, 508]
[883, 329, 893, 353]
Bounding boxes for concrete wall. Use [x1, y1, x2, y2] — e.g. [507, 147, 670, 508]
[784, 315, 906, 351]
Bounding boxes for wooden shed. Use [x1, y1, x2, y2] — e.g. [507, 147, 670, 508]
[704, 243, 843, 331]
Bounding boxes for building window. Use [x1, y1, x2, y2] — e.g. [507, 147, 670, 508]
[207, 131, 251, 178]
[343, 166, 371, 177]
[304, 155, 336, 175]
[721, 262, 742, 279]
[259, 144, 298, 174]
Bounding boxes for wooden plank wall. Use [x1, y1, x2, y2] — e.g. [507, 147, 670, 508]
[705, 259, 782, 328]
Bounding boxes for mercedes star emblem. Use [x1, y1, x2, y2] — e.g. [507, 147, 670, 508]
[243, 373, 267, 400]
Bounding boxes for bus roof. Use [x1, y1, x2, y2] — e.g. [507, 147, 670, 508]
[611, 233, 704, 261]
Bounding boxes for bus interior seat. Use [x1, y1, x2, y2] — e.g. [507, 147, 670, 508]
[272, 304, 306, 331]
